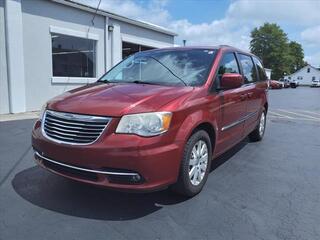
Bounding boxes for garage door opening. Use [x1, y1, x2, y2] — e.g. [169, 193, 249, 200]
[122, 42, 154, 59]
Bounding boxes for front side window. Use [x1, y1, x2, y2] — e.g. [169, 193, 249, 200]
[100, 49, 217, 86]
[52, 34, 96, 77]
[214, 52, 240, 90]
[238, 54, 257, 83]
[216, 52, 239, 78]
[253, 57, 267, 81]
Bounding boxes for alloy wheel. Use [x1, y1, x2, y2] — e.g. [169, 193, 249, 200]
[189, 140, 208, 186]
[259, 112, 266, 136]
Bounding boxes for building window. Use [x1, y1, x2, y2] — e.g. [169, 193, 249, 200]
[122, 42, 154, 59]
[307, 68, 310, 73]
[52, 34, 96, 77]
[312, 76, 316, 80]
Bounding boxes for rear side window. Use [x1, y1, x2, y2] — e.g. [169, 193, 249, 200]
[253, 57, 267, 81]
[238, 54, 258, 83]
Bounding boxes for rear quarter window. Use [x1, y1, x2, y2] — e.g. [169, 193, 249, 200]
[238, 54, 258, 83]
[253, 57, 267, 81]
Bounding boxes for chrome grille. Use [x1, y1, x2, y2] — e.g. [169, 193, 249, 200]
[42, 110, 111, 145]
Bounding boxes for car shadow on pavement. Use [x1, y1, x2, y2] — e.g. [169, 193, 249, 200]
[12, 138, 248, 221]
[210, 137, 248, 172]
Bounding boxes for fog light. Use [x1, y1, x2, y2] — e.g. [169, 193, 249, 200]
[107, 174, 144, 185]
[131, 174, 141, 182]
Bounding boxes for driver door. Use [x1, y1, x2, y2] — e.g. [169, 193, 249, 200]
[214, 52, 247, 154]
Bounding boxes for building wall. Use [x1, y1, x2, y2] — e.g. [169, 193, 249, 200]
[107, 18, 174, 68]
[284, 66, 320, 85]
[21, 0, 106, 112]
[111, 19, 174, 45]
[0, 0, 10, 114]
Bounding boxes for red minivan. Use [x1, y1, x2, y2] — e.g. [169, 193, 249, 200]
[32, 46, 268, 196]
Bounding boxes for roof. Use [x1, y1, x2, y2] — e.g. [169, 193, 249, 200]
[285, 64, 320, 77]
[144, 45, 242, 51]
[150, 45, 257, 56]
[133, 45, 258, 57]
[51, 0, 177, 36]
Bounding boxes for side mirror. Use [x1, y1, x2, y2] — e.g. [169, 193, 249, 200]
[219, 73, 243, 90]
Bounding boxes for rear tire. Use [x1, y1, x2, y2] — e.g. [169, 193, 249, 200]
[248, 108, 266, 142]
[171, 130, 212, 197]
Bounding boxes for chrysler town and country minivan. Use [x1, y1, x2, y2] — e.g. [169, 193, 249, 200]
[32, 46, 268, 196]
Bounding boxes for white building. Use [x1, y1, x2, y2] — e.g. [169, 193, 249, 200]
[0, 0, 176, 114]
[284, 65, 320, 86]
[265, 68, 272, 80]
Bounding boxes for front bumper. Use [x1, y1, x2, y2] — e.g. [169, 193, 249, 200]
[32, 119, 183, 191]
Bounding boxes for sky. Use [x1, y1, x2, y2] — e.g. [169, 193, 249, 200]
[78, 0, 320, 67]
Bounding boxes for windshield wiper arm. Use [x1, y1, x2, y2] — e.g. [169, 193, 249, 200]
[97, 79, 116, 83]
[132, 80, 157, 85]
[147, 56, 188, 86]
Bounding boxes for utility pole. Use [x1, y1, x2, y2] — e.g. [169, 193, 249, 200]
[183, 40, 186, 46]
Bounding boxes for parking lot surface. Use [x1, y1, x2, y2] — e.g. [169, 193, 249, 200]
[1, 87, 320, 240]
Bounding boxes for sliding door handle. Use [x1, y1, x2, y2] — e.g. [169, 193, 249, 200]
[247, 92, 253, 98]
[240, 94, 247, 101]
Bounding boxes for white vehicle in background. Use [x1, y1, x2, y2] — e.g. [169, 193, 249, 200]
[290, 79, 299, 88]
[279, 78, 290, 88]
[311, 79, 320, 87]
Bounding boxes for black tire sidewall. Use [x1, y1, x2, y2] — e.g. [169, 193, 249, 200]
[179, 130, 212, 196]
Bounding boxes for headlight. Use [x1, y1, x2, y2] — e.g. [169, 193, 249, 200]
[39, 104, 47, 121]
[116, 112, 172, 137]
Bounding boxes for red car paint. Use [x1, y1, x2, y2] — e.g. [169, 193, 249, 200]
[32, 46, 268, 191]
[269, 80, 283, 89]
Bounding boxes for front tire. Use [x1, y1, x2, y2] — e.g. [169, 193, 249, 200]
[249, 108, 266, 142]
[171, 130, 212, 197]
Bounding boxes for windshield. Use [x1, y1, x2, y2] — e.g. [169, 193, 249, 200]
[99, 49, 217, 86]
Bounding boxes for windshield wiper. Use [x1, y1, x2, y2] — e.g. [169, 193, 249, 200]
[132, 80, 158, 85]
[147, 56, 188, 86]
[97, 79, 117, 83]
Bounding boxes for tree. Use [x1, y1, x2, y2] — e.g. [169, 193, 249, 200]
[288, 41, 306, 72]
[250, 23, 304, 80]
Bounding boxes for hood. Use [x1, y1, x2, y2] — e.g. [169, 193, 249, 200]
[47, 83, 194, 117]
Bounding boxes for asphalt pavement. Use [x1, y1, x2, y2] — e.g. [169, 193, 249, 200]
[1, 87, 320, 240]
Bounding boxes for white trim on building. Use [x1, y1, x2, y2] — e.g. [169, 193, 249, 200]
[52, 0, 177, 37]
[121, 33, 173, 49]
[49, 25, 100, 40]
